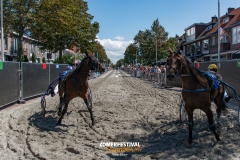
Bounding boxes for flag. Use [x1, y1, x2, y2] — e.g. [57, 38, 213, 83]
[219, 27, 225, 40]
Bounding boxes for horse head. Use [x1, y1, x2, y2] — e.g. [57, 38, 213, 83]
[86, 52, 105, 73]
[166, 48, 184, 81]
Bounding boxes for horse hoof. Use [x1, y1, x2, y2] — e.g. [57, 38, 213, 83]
[185, 143, 192, 148]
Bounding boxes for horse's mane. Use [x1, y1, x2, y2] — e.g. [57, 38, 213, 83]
[74, 56, 89, 74]
[182, 55, 208, 87]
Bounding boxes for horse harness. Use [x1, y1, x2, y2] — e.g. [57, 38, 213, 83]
[60, 57, 93, 94]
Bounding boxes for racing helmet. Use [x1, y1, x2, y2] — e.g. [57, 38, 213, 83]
[66, 65, 73, 70]
[207, 64, 218, 72]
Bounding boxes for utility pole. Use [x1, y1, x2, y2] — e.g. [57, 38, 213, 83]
[217, 0, 220, 70]
[1, 0, 4, 61]
[156, 38, 157, 64]
[136, 50, 137, 66]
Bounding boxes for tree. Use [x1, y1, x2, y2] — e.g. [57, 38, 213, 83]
[21, 55, 29, 62]
[132, 18, 169, 64]
[124, 43, 138, 66]
[53, 53, 83, 65]
[93, 41, 109, 63]
[31, 53, 36, 63]
[30, 0, 100, 64]
[42, 57, 46, 63]
[3, 0, 40, 61]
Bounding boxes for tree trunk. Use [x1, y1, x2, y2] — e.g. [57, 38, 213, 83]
[17, 30, 24, 62]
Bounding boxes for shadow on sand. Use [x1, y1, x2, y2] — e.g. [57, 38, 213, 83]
[28, 110, 75, 132]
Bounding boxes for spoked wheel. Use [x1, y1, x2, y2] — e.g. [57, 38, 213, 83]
[179, 99, 187, 123]
[40, 98, 46, 117]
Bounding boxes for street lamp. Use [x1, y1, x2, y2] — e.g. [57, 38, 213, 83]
[135, 42, 139, 66]
[156, 37, 157, 64]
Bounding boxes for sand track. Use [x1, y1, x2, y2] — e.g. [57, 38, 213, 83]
[0, 70, 239, 160]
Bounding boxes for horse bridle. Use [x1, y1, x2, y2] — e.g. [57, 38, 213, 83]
[168, 53, 191, 80]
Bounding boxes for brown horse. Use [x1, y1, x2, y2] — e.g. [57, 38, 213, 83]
[167, 49, 227, 148]
[55, 53, 104, 126]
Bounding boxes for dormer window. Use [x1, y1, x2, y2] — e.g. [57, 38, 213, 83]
[186, 27, 195, 36]
[223, 17, 229, 24]
[207, 25, 212, 31]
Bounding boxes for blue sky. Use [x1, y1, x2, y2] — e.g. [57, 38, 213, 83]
[86, 0, 240, 63]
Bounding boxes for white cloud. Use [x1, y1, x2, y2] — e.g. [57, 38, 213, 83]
[114, 36, 125, 41]
[97, 36, 133, 64]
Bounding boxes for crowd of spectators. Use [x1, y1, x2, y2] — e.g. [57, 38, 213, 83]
[124, 65, 167, 87]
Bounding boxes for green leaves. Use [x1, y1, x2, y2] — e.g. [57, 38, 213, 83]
[124, 18, 174, 65]
[4, 0, 105, 63]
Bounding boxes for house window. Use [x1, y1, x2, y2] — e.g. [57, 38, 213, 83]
[211, 37, 215, 46]
[4, 37, 8, 50]
[187, 29, 190, 36]
[221, 33, 227, 43]
[186, 27, 195, 36]
[223, 17, 229, 24]
[232, 25, 240, 44]
[196, 42, 200, 52]
[24, 41, 27, 51]
[13, 38, 18, 54]
[207, 25, 212, 31]
[191, 43, 195, 55]
[191, 27, 195, 35]
[187, 45, 190, 54]
[202, 39, 209, 54]
[30, 44, 34, 53]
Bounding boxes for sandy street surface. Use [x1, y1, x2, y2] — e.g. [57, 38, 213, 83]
[0, 69, 240, 160]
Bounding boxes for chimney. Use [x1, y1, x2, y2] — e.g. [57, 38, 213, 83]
[211, 16, 217, 23]
[228, 7, 235, 14]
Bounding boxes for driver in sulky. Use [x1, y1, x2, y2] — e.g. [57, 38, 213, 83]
[207, 64, 232, 103]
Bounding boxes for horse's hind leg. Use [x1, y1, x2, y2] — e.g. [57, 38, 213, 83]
[214, 99, 222, 128]
[58, 85, 64, 116]
[204, 107, 220, 141]
[83, 97, 95, 126]
[57, 94, 69, 125]
[214, 90, 227, 128]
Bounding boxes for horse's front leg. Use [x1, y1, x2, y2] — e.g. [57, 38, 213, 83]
[84, 96, 95, 126]
[204, 108, 220, 142]
[185, 106, 194, 148]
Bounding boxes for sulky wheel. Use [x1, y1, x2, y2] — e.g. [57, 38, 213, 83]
[40, 99, 46, 117]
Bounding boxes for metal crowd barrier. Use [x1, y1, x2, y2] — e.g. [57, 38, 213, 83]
[123, 59, 240, 97]
[0, 62, 20, 108]
[0, 61, 107, 108]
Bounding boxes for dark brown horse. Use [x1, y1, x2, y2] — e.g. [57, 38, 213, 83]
[167, 49, 227, 148]
[55, 53, 104, 126]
